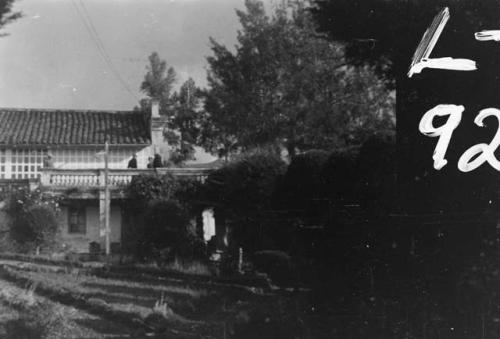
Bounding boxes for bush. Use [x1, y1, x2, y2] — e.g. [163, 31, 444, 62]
[202, 150, 287, 252]
[136, 199, 203, 262]
[278, 150, 329, 210]
[126, 173, 179, 207]
[204, 150, 287, 212]
[5, 189, 60, 254]
[125, 174, 206, 262]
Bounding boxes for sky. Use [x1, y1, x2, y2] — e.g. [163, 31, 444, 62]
[0, 0, 272, 111]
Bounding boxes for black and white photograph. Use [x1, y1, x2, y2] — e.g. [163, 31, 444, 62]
[2, 0, 500, 338]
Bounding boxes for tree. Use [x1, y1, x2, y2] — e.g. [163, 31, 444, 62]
[138, 51, 177, 115]
[5, 188, 60, 253]
[138, 53, 204, 165]
[0, 0, 21, 37]
[203, 0, 394, 157]
[166, 78, 203, 164]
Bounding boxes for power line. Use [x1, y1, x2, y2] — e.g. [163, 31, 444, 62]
[71, 0, 140, 101]
[75, 0, 139, 100]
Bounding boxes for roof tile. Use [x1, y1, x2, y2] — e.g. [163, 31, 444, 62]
[0, 108, 151, 146]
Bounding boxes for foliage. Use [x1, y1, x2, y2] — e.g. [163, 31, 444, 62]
[139, 52, 177, 111]
[204, 150, 287, 215]
[4, 189, 60, 253]
[125, 174, 205, 261]
[138, 199, 192, 260]
[202, 149, 287, 251]
[278, 150, 330, 210]
[166, 78, 204, 164]
[0, 0, 21, 37]
[126, 173, 179, 207]
[138, 53, 204, 165]
[203, 0, 394, 157]
[174, 177, 205, 215]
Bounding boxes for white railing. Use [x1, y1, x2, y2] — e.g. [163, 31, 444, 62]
[40, 168, 211, 189]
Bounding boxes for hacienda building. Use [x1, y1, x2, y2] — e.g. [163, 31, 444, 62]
[0, 102, 218, 253]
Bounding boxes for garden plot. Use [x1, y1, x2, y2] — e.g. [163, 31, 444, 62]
[0, 261, 318, 338]
[0, 263, 240, 337]
[0, 275, 138, 338]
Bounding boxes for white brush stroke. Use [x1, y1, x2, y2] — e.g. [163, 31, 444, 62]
[475, 31, 500, 42]
[419, 104, 464, 170]
[458, 108, 500, 172]
[409, 57, 477, 76]
[408, 7, 450, 77]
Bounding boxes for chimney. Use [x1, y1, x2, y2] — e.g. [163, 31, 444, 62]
[150, 99, 169, 161]
[151, 99, 160, 118]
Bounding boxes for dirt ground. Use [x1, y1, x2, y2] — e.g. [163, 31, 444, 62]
[0, 259, 318, 339]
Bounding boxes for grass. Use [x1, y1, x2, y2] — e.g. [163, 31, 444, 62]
[0, 259, 319, 338]
[0, 275, 135, 338]
[0, 264, 223, 336]
[163, 257, 212, 277]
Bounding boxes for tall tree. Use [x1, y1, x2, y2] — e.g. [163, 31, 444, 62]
[203, 0, 394, 157]
[138, 53, 204, 164]
[0, 0, 21, 37]
[166, 78, 203, 164]
[139, 51, 177, 116]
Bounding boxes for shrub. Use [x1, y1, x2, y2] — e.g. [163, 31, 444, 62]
[126, 173, 179, 207]
[204, 149, 287, 213]
[125, 174, 206, 262]
[278, 149, 330, 210]
[202, 149, 287, 251]
[5, 189, 60, 254]
[137, 199, 194, 261]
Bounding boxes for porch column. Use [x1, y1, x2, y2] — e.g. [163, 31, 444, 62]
[98, 190, 109, 251]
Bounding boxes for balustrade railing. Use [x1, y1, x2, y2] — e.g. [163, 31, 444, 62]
[40, 168, 210, 189]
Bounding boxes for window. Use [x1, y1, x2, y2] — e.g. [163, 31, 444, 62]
[68, 206, 86, 234]
[11, 149, 46, 179]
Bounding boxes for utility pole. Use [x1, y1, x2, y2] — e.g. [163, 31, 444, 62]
[104, 141, 110, 256]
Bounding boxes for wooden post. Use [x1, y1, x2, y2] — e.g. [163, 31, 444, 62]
[104, 141, 110, 256]
[238, 247, 243, 274]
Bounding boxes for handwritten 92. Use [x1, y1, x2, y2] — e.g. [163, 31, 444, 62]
[411, 8, 500, 172]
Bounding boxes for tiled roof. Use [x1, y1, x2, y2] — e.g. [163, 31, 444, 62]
[0, 108, 150, 146]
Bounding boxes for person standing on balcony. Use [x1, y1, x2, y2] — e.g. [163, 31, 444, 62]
[127, 154, 137, 169]
[153, 153, 163, 168]
[43, 153, 54, 168]
[147, 157, 153, 169]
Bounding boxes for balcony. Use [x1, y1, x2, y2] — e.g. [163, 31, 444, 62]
[39, 168, 211, 196]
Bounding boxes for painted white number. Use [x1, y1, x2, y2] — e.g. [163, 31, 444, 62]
[419, 104, 464, 170]
[458, 108, 500, 172]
